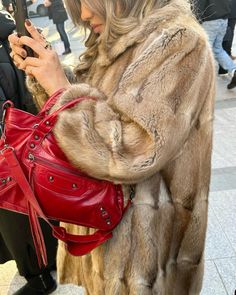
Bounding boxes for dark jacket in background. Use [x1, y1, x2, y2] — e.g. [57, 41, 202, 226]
[0, 11, 37, 117]
[229, 0, 236, 19]
[0, 11, 57, 278]
[48, 0, 68, 24]
[0, 11, 18, 115]
[194, 0, 231, 22]
[222, 0, 236, 50]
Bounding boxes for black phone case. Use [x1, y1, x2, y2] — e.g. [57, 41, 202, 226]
[12, 0, 34, 57]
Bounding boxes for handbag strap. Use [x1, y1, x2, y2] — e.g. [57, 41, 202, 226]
[39, 88, 65, 116]
[2, 147, 114, 267]
[34, 95, 96, 137]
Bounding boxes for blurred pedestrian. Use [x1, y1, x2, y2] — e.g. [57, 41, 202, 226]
[195, 0, 236, 89]
[43, 0, 71, 55]
[219, 0, 236, 74]
[1, 0, 14, 15]
[0, 10, 57, 295]
[1, 0, 37, 18]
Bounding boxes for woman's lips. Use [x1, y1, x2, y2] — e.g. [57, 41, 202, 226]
[91, 24, 101, 32]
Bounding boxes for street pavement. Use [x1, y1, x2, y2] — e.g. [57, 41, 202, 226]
[0, 16, 236, 295]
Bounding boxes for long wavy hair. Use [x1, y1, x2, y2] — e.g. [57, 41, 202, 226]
[64, 0, 189, 77]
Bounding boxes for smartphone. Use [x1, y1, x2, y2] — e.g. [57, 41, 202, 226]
[12, 0, 34, 57]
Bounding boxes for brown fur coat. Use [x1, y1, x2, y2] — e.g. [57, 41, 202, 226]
[28, 1, 215, 294]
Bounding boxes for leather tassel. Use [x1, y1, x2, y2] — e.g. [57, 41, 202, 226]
[28, 202, 48, 268]
[28, 161, 48, 267]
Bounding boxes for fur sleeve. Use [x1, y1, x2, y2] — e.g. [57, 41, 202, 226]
[53, 27, 215, 183]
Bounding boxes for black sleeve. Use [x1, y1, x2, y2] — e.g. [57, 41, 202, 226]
[0, 11, 16, 40]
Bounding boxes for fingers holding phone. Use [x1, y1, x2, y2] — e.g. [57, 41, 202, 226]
[24, 19, 46, 44]
[9, 20, 70, 96]
[9, 20, 50, 65]
[18, 21, 53, 58]
[8, 33, 26, 66]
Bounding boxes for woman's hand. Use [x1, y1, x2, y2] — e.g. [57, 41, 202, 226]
[8, 19, 71, 96]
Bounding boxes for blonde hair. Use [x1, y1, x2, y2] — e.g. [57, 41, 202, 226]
[64, 0, 188, 77]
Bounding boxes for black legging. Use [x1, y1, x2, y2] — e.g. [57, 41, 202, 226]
[0, 209, 58, 279]
[56, 22, 70, 51]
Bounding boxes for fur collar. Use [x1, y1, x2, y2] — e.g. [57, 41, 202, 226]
[96, 0, 191, 66]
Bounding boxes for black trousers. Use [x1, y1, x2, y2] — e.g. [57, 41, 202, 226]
[0, 209, 58, 279]
[56, 22, 70, 50]
[222, 18, 236, 55]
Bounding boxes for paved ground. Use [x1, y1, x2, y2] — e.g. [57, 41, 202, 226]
[0, 15, 236, 295]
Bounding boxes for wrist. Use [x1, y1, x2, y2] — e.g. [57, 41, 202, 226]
[47, 80, 71, 97]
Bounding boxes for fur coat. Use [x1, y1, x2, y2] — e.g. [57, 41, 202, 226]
[28, 0, 215, 294]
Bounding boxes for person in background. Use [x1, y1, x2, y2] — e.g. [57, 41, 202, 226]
[0, 10, 57, 295]
[1, 0, 39, 18]
[219, 0, 236, 75]
[9, 0, 215, 293]
[43, 0, 71, 55]
[194, 0, 236, 89]
[1, 0, 14, 15]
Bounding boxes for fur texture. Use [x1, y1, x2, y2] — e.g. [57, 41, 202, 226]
[29, 1, 215, 294]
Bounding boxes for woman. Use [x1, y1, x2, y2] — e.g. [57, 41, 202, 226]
[44, 0, 71, 55]
[9, 0, 215, 294]
[0, 10, 57, 295]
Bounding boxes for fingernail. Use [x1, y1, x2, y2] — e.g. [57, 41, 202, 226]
[25, 19, 31, 26]
[21, 51, 27, 58]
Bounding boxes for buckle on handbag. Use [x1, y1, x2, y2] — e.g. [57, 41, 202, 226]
[1, 102, 13, 143]
[0, 109, 7, 142]
[2, 101, 13, 122]
[0, 144, 14, 154]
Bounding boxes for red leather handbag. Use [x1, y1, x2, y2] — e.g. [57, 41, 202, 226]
[0, 89, 131, 267]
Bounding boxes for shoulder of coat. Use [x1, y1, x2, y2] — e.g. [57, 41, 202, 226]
[96, 3, 207, 67]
